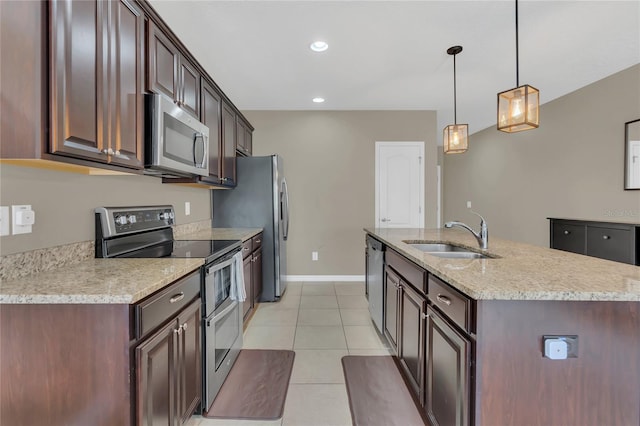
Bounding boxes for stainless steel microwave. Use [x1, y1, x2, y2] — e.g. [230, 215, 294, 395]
[144, 94, 209, 177]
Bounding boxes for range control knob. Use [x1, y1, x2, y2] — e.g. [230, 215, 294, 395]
[115, 215, 128, 226]
[159, 211, 175, 222]
[126, 215, 137, 224]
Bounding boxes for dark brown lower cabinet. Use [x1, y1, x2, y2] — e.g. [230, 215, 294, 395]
[136, 299, 201, 426]
[243, 254, 253, 319]
[398, 282, 426, 399]
[384, 267, 401, 353]
[252, 249, 263, 304]
[424, 305, 470, 426]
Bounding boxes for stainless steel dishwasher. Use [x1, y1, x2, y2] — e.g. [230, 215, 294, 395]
[366, 235, 385, 333]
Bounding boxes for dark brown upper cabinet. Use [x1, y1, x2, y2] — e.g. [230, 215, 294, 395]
[147, 20, 200, 118]
[200, 79, 222, 183]
[236, 117, 253, 156]
[50, 0, 144, 169]
[221, 100, 237, 186]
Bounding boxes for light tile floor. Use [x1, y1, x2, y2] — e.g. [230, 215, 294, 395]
[190, 281, 392, 426]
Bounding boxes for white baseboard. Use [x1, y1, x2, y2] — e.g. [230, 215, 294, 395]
[284, 275, 365, 282]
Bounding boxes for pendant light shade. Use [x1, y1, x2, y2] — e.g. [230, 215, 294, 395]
[444, 45, 468, 154]
[497, 0, 539, 133]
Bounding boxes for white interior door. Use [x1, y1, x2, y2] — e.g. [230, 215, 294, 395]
[628, 140, 640, 188]
[375, 142, 425, 228]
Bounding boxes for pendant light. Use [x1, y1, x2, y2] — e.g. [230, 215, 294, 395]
[497, 0, 539, 132]
[444, 45, 468, 154]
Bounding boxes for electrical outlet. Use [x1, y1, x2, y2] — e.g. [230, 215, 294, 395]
[0, 206, 9, 236]
[312, 251, 318, 261]
[466, 201, 472, 209]
[185, 201, 191, 216]
[12, 205, 35, 235]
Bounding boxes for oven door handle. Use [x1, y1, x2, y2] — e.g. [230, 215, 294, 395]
[207, 301, 239, 326]
[206, 256, 235, 275]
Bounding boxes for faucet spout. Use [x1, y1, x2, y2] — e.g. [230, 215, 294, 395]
[444, 211, 488, 249]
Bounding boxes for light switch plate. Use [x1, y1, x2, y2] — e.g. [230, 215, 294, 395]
[12, 205, 33, 235]
[0, 206, 9, 236]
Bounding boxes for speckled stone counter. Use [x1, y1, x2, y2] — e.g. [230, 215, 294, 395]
[179, 227, 262, 242]
[0, 258, 203, 304]
[365, 227, 640, 301]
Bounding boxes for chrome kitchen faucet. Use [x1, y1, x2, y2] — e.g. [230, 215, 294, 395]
[444, 211, 488, 249]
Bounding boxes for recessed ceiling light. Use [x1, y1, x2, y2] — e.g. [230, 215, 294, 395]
[312, 97, 325, 103]
[310, 41, 328, 52]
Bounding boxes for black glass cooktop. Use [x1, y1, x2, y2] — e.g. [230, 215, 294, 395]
[117, 239, 241, 263]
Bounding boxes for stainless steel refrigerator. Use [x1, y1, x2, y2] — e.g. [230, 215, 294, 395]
[212, 155, 289, 301]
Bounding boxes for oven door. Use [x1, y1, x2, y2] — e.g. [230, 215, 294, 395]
[204, 297, 243, 410]
[204, 254, 236, 317]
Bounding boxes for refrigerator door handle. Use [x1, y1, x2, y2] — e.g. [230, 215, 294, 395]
[282, 178, 290, 241]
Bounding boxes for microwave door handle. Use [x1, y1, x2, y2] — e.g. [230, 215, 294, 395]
[193, 132, 206, 168]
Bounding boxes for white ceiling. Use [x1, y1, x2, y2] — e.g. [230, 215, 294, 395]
[149, 0, 640, 134]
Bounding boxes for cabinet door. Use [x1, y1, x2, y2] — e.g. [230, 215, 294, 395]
[384, 267, 400, 353]
[110, 0, 144, 168]
[136, 319, 178, 426]
[399, 282, 425, 399]
[221, 101, 237, 186]
[252, 250, 263, 304]
[236, 118, 245, 153]
[201, 80, 222, 182]
[50, 0, 107, 161]
[245, 127, 253, 156]
[243, 255, 253, 319]
[176, 300, 202, 425]
[179, 57, 200, 118]
[424, 306, 470, 426]
[147, 20, 179, 101]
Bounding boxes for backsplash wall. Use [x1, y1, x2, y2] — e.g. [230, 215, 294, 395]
[0, 164, 211, 256]
[444, 64, 640, 248]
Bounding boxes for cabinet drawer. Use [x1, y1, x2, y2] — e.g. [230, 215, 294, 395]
[252, 233, 263, 252]
[242, 239, 253, 259]
[587, 226, 633, 264]
[386, 249, 427, 295]
[551, 222, 586, 254]
[428, 275, 472, 333]
[136, 270, 200, 339]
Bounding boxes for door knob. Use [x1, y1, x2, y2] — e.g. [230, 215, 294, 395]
[381, 218, 390, 222]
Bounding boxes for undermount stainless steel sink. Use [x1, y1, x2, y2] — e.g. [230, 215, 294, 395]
[426, 251, 490, 259]
[407, 243, 469, 252]
[405, 242, 493, 259]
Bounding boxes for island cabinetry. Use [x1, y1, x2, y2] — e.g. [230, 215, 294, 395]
[383, 266, 401, 352]
[549, 218, 638, 265]
[50, 0, 145, 169]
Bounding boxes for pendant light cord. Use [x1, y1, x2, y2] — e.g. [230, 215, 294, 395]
[453, 52, 457, 124]
[515, 0, 520, 87]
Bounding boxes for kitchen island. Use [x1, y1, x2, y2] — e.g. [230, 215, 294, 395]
[365, 227, 640, 426]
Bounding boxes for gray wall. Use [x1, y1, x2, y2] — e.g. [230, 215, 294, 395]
[443, 64, 640, 247]
[0, 165, 211, 255]
[244, 110, 438, 276]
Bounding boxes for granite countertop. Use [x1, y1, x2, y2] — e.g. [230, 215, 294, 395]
[0, 227, 263, 304]
[0, 258, 204, 304]
[366, 227, 640, 302]
[178, 227, 262, 242]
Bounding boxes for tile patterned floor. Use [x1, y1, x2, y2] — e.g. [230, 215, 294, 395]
[190, 281, 392, 426]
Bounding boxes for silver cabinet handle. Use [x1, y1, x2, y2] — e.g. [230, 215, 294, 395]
[114, 150, 121, 156]
[182, 323, 188, 331]
[602, 235, 610, 240]
[101, 148, 109, 155]
[169, 293, 185, 303]
[563, 230, 570, 235]
[436, 294, 452, 306]
[243, 246, 250, 251]
[255, 239, 261, 244]
[174, 325, 182, 335]
[421, 312, 430, 319]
